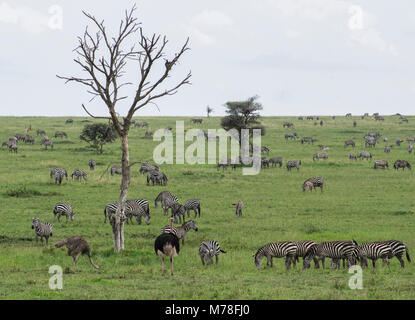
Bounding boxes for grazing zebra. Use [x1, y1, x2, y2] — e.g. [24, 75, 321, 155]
[184, 199, 201, 218]
[261, 146, 270, 156]
[384, 145, 392, 153]
[170, 202, 186, 224]
[357, 242, 393, 268]
[400, 117, 409, 122]
[127, 199, 150, 216]
[285, 133, 298, 140]
[313, 152, 328, 161]
[349, 152, 357, 160]
[24, 135, 35, 144]
[302, 177, 324, 192]
[396, 138, 403, 146]
[53, 203, 75, 222]
[286, 160, 301, 171]
[50, 168, 68, 180]
[407, 137, 415, 143]
[71, 169, 87, 181]
[41, 140, 54, 150]
[346, 113, 352, 117]
[66, 119, 73, 124]
[359, 151, 372, 160]
[104, 202, 150, 225]
[147, 170, 167, 186]
[54, 131, 67, 138]
[1, 141, 12, 150]
[306, 116, 314, 120]
[375, 116, 385, 121]
[233, 200, 243, 217]
[408, 144, 413, 154]
[199, 241, 226, 265]
[8, 144, 18, 153]
[269, 157, 283, 167]
[293, 240, 320, 269]
[374, 160, 389, 170]
[301, 137, 315, 144]
[283, 122, 294, 128]
[383, 137, 388, 142]
[344, 140, 355, 148]
[319, 145, 330, 151]
[303, 240, 359, 269]
[394, 160, 411, 170]
[135, 121, 149, 127]
[36, 129, 46, 136]
[298, 116, 303, 120]
[139, 162, 159, 175]
[15, 133, 26, 141]
[217, 158, 236, 171]
[191, 118, 203, 124]
[261, 158, 270, 168]
[111, 166, 122, 176]
[155, 190, 180, 216]
[31, 218, 53, 245]
[162, 220, 198, 245]
[253, 242, 298, 270]
[353, 121, 357, 127]
[378, 240, 411, 268]
[88, 159, 96, 170]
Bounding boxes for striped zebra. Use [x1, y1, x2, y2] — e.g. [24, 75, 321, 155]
[147, 170, 168, 186]
[162, 220, 198, 245]
[127, 199, 150, 216]
[233, 200, 243, 217]
[104, 202, 150, 225]
[301, 137, 315, 144]
[384, 145, 392, 153]
[303, 240, 359, 269]
[365, 140, 376, 148]
[41, 140, 54, 150]
[357, 242, 393, 268]
[54, 169, 67, 185]
[139, 162, 159, 175]
[155, 191, 180, 216]
[396, 138, 403, 146]
[36, 129, 46, 136]
[408, 144, 413, 154]
[293, 240, 319, 268]
[349, 152, 357, 160]
[286, 160, 301, 171]
[53, 203, 75, 222]
[88, 159, 96, 170]
[285, 133, 298, 140]
[313, 152, 328, 161]
[50, 168, 68, 180]
[71, 169, 87, 181]
[377, 240, 411, 268]
[31, 218, 53, 245]
[302, 177, 324, 192]
[111, 166, 122, 176]
[184, 199, 201, 218]
[253, 242, 298, 270]
[269, 157, 283, 167]
[8, 144, 18, 153]
[199, 240, 226, 265]
[374, 160, 389, 170]
[344, 140, 355, 148]
[359, 151, 372, 160]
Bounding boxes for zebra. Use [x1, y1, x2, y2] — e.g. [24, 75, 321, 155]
[54, 131, 67, 138]
[104, 202, 150, 225]
[162, 220, 198, 245]
[283, 122, 294, 128]
[346, 113, 352, 117]
[111, 166, 122, 176]
[1, 141, 13, 150]
[285, 133, 298, 140]
[127, 199, 150, 216]
[261, 146, 270, 156]
[88, 159, 96, 170]
[184, 199, 201, 218]
[384, 145, 392, 153]
[269, 157, 283, 167]
[15, 133, 26, 141]
[233, 200, 243, 217]
[71, 169, 87, 181]
[24, 135, 35, 144]
[396, 138, 403, 146]
[375, 116, 385, 121]
[65, 119, 73, 124]
[191, 118, 203, 124]
[374, 160, 389, 170]
[286, 160, 301, 171]
[31, 218, 53, 245]
[306, 116, 314, 120]
[139, 162, 159, 175]
[394, 160, 411, 170]
[359, 151, 372, 160]
[353, 121, 357, 127]
[199, 241, 226, 265]
[319, 145, 330, 151]
[377, 240, 411, 268]
[365, 140, 376, 148]
[8, 144, 18, 153]
[145, 129, 153, 137]
[313, 152, 328, 161]
[155, 190, 180, 216]
[408, 144, 413, 154]
[298, 116, 304, 120]
[147, 170, 167, 186]
[301, 137, 315, 144]
[135, 121, 149, 127]
[293, 240, 320, 268]
[217, 158, 236, 171]
[407, 137, 415, 143]
[349, 152, 357, 160]
[253, 242, 298, 270]
[41, 140, 54, 150]
[357, 242, 393, 268]
[50, 168, 68, 180]
[344, 140, 355, 148]
[36, 129, 46, 136]
[303, 240, 359, 269]
[261, 158, 270, 168]
[302, 177, 324, 192]
[53, 203, 75, 222]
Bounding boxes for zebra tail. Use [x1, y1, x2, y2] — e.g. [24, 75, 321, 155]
[198, 205, 201, 216]
[406, 249, 411, 263]
[220, 249, 227, 253]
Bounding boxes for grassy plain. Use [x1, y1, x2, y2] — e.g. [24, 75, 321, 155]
[0, 115, 414, 299]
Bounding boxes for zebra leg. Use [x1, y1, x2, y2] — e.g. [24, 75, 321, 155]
[397, 255, 405, 268]
[216, 255, 219, 264]
[201, 255, 205, 265]
[266, 256, 271, 267]
[313, 256, 320, 269]
[321, 257, 326, 269]
[372, 259, 376, 268]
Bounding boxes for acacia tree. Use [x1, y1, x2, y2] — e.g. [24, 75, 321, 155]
[206, 105, 213, 118]
[58, 5, 191, 253]
[80, 122, 117, 153]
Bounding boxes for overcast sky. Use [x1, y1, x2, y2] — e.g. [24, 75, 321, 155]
[1, 0, 415, 117]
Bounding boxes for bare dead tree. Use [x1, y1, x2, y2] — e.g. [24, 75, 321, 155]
[57, 5, 191, 253]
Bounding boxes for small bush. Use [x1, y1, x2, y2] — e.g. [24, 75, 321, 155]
[392, 210, 413, 216]
[5, 186, 41, 198]
[303, 223, 321, 234]
[182, 170, 194, 176]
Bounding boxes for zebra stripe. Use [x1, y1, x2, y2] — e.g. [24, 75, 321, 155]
[253, 242, 298, 270]
[286, 160, 301, 171]
[53, 203, 75, 222]
[31, 218, 53, 245]
[162, 220, 198, 245]
[199, 240, 226, 265]
[71, 169, 87, 181]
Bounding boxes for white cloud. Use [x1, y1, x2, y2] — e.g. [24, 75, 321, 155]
[0, 2, 50, 34]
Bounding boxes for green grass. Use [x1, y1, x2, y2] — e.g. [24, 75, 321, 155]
[0, 115, 414, 299]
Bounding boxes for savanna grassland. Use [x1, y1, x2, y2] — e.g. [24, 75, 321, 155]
[0, 115, 414, 300]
